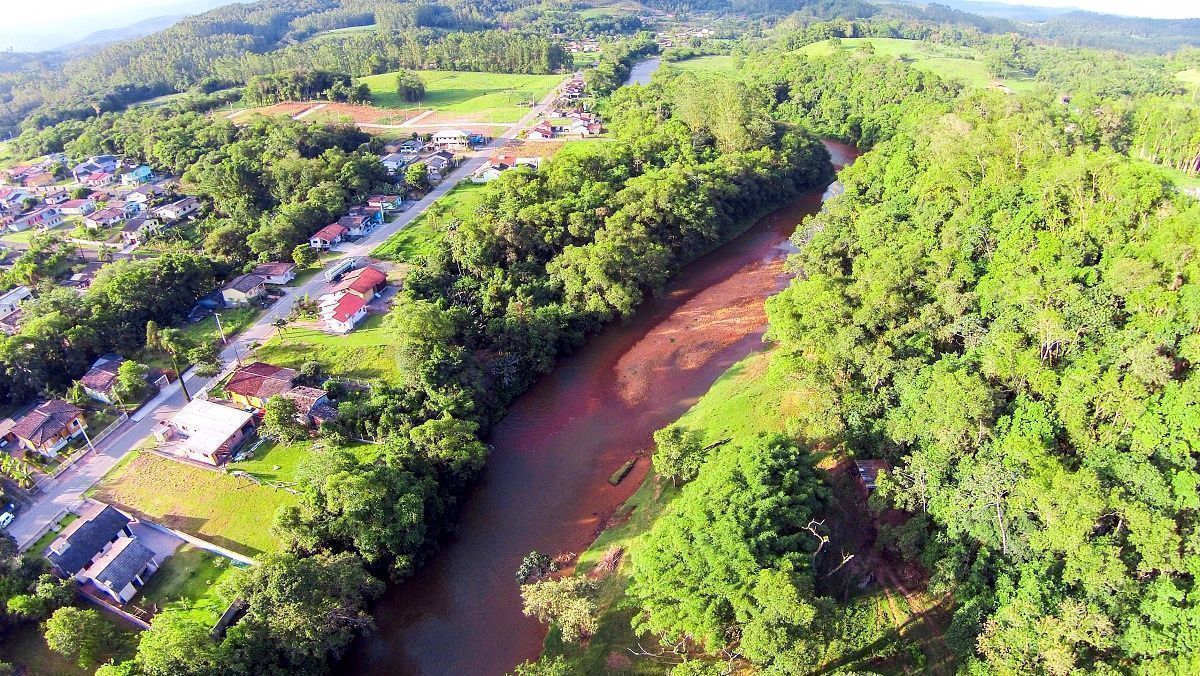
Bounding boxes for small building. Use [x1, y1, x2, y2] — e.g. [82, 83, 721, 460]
[332, 265, 387, 301]
[398, 139, 424, 154]
[79, 354, 167, 405]
[251, 262, 296, 285]
[367, 195, 403, 212]
[120, 216, 160, 246]
[309, 223, 348, 250]
[381, 153, 411, 174]
[320, 292, 368, 334]
[85, 173, 114, 188]
[59, 199, 96, 216]
[526, 122, 555, 140]
[425, 151, 455, 180]
[120, 166, 153, 186]
[45, 505, 160, 605]
[154, 197, 200, 222]
[225, 362, 298, 410]
[853, 459, 891, 495]
[337, 213, 376, 238]
[153, 398, 257, 466]
[126, 185, 162, 204]
[84, 207, 125, 229]
[0, 285, 31, 321]
[221, 273, 267, 306]
[12, 206, 64, 231]
[0, 187, 30, 208]
[432, 129, 469, 149]
[10, 399, 87, 457]
[281, 386, 337, 427]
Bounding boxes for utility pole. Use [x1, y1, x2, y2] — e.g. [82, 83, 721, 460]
[214, 312, 227, 345]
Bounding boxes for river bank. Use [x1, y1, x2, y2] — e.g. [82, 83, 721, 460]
[341, 142, 858, 675]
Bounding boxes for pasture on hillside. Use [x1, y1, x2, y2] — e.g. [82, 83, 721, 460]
[801, 38, 1039, 92]
[358, 70, 563, 123]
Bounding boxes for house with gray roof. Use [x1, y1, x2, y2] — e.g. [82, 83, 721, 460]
[45, 505, 160, 605]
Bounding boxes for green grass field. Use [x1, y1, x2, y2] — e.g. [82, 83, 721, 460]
[229, 438, 380, 484]
[253, 313, 400, 382]
[135, 545, 241, 623]
[358, 70, 563, 123]
[372, 182, 485, 262]
[92, 452, 297, 556]
[307, 23, 378, 44]
[667, 55, 739, 74]
[801, 38, 1038, 92]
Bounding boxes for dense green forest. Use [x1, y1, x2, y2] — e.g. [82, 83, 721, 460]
[533, 34, 1200, 675]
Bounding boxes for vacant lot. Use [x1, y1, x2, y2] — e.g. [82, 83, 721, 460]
[253, 313, 400, 381]
[372, 181, 486, 263]
[801, 38, 1038, 92]
[135, 544, 241, 623]
[231, 438, 381, 483]
[359, 70, 563, 123]
[92, 452, 296, 556]
[1178, 68, 1200, 85]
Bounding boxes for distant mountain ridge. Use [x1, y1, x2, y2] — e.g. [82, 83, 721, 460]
[893, 0, 1083, 21]
[56, 15, 189, 53]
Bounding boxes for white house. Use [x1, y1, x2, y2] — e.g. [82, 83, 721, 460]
[319, 291, 368, 334]
[432, 129, 469, 149]
[45, 505, 160, 606]
[251, 262, 296, 285]
[0, 285, 31, 320]
[120, 216, 160, 246]
[59, 199, 96, 216]
[154, 196, 200, 222]
[153, 398, 257, 466]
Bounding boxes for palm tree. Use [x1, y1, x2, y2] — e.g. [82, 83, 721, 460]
[147, 322, 192, 402]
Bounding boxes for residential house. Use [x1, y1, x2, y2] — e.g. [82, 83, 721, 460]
[84, 207, 125, 229]
[23, 172, 55, 188]
[319, 291, 368, 334]
[251, 262, 296, 285]
[9, 399, 87, 457]
[432, 129, 469, 149]
[85, 173, 114, 188]
[333, 265, 388, 301]
[107, 200, 141, 217]
[526, 121, 555, 140]
[0, 286, 31, 322]
[425, 151, 455, 180]
[126, 185, 161, 205]
[43, 190, 68, 205]
[381, 153, 411, 174]
[471, 155, 540, 183]
[0, 418, 15, 451]
[45, 505, 159, 606]
[225, 362, 298, 410]
[11, 206, 63, 231]
[566, 119, 602, 138]
[154, 196, 200, 222]
[0, 187, 30, 208]
[338, 213, 375, 238]
[367, 195, 403, 212]
[220, 273, 267, 306]
[399, 139, 424, 154]
[71, 155, 119, 181]
[120, 165, 153, 186]
[281, 386, 337, 427]
[65, 262, 105, 290]
[153, 398, 257, 466]
[59, 199, 96, 216]
[119, 216, 160, 246]
[78, 354, 165, 405]
[309, 222, 348, 250]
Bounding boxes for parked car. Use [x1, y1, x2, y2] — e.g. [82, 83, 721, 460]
[0, 505, 15, 529]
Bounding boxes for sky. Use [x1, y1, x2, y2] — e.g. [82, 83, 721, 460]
[987, 0, 1198, 19]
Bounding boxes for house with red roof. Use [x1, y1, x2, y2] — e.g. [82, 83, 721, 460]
[319, 292, 368, 334]
[309, 223, 348, 250]
[332, 265, 388, 301]
[224, 362, 298, 410]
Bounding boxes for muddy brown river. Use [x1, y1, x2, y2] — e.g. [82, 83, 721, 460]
[341, 141, 860, 675]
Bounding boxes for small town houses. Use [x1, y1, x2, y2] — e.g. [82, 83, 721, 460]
[154, 397, 258, 466]
[0, 285, 31, 335]
[471, 154, 542, 183]
[318, 265, 387, 334]
[221, 273, 268, 306]
[152, 196, 200, 222]
[223, 361, 336, 425]
[1, 399, 87, 458]
[252, 261, 296, 285]
[309, 222, 348, 250]
[45, 505, 160, 606]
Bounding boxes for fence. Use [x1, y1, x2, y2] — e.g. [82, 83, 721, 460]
[31, 412, 130, 491]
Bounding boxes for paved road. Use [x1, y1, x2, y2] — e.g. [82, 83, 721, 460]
[6, 76, 567, 551]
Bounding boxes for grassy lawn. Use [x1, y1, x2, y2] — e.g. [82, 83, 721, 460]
[91, 451, 297, 557]
[667, 55, 738, 74]
[230, 438, 381, 483]
[358, 70, 563, 122]
[372, 181, 485, 262]
[253, 313, 400, 381]
[801, 38, 1038, 92]
[308, 23, 377, 44]
[134, 545, 240, 622]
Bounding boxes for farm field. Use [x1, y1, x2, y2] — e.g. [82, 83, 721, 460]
[667, 54, 738, 74]
[372, 181, 486, 263]
[358, 70, 563, 123]
[91, 452, 297, 556]
[801, 38, 1039, 92]
[306, 23, 378, 44]
[253, 312, 401, 382]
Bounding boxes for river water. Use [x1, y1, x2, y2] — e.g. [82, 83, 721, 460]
[624, 57, 662, 86]
[341, 141, 860, 675]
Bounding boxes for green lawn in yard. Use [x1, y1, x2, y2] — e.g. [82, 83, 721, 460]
[230, 438, 381, 483]
[372, 181, 485, 263]
[358, 70, 563, 123]
[253, 313, 400, 382]
[134, 544, 241, 622]
[91, 451, 297, 557]
[801, 38, 1038, 92]
[667, 54, 738, 74]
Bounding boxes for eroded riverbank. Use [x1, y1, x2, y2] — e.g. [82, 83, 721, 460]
[342, 141, 860, 675]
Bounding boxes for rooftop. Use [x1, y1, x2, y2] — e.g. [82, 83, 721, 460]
[165, 398, 255, 459]
[226, 362, 297, 400]
[10, 399, 82, 446]
[46, 505, 131, 574]
[86, 536, 155, 593]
